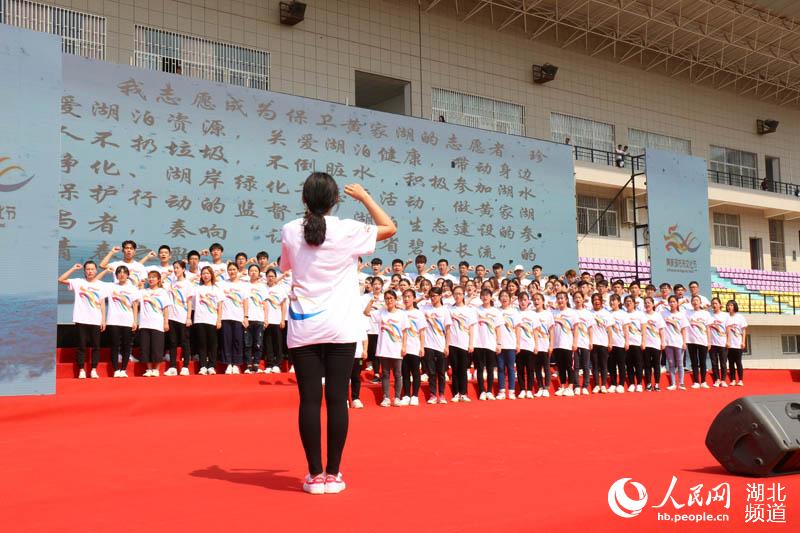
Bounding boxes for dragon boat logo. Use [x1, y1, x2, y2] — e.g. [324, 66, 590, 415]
[0, 157, 34, 192]
[664, 224, 700, 254]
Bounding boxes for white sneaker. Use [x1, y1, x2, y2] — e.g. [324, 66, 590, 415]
[691, 383, 700, 389]
[438, 396, 448, 404]
[120, 370, 128, 378]
[244, 368, 253, 374]
[582, 387, 589, 395]
[289, 365, 295, 373]
[143, 369, 153, 377]
[324, 473, 346, 494]
[573, 387, 581, 396]
[199, 367, 208, 375]
[700, 382, 710, 389]
[256, 367, 265, 374]
[302, 473, 326, 495]
[592, 386, 600, 393]
[113, 370, 121, 378]
[600, 386, 607, 393]
[272, 366, 280, 373]
[165, 367, 178, 376]
[635, 384, 642, 392]
[608, 386, 616, 393]
[151, 369, 159, 377]
[232, 365, 240, 374]
[76, 368, 86, 379]
[563, 388, 574, 397]
[479, 392, 487, 401]
[737, 380, 744, 386]
[451, 394, 461, 403]
[667, 385, 676, 391]
[410, 396, 419, 406]
[207, 368, 216, 375]
[393, 398, 403, 407]
[721, 381, 728, 387]
[713, 380, 720, 387]
[90, 369, 99, 379]
[263, 367, 271, 374]
[627, 385, 635, 392]
[486, 392, 496, 400]
[380, 398, 391, 407]
[366, 363, 373, 372]
[555, 387, 564, 397]
[225, 364, 233, 375]
[496, 391, 506, 400]
[180, 367, 190, 376]
[534, 389, 543, 398]
[508, 391, 516, 400]
[351, 399, 364, 409]
[420, 373, 429, 383]
[427, 396, 437, 404]
[542, 390, 550, 398]
[402, 396, 411, 404]
[445, 374, 450, 382]
[616, 385, 624, 393]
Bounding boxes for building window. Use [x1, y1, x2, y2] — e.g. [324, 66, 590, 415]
[133, 26, 270, 90]
[628, 129, 691, 156]
[550, 113, 614, 152]
[577, 195, 619, 237]
[431, 88, 524, 135]
[712, 212, 741, 249]
[709, 146, 757, 179]
[0, 0, 106, 59]
[743, 334, 751, 355]
[781, 334, 798, 354]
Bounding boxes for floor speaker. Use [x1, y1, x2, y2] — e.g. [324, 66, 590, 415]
[706, 395, 800, 476]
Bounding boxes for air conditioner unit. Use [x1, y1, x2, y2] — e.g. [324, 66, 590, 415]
[622, 197, 635, 225]
[622, 197, 648, 225]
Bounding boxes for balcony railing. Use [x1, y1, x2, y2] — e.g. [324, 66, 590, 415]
[712, 290, 800, 315]
[570, 144, 800, 198]
[707, 169, 800, 197]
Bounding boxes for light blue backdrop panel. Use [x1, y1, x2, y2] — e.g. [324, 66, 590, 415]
[645, 148, 711, 296]
[57, 55, 577, 321]
[0, 26, 61, 396]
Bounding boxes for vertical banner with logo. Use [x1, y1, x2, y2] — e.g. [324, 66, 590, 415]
[0, 27, 61, 395]
[645, 148, 711, 295]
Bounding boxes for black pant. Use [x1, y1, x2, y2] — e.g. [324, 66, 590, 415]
[244, 321, 264, 368]
[290, 342, 355, 476]
[710, 346, 727, 382]
[516, 350, 535, 391]
[425, 348, 446, 396]
[75, 322, 101, 369]
[401, 354, 421, 397]
[572, 348, 590, 388]
[449, 346, 469, 395]
[591, 345, 609, 389]
[609, 346, 627, 386]
[350, 358, 363, 400]
[727, 348, 744, 381]
[168, 320, 190, 369]
[473, 348, 497, 395]
[626, 345, 643, 385]
[553, 348, 574, 387]
[367, 334, 379, 376]
[221, 320, 244, 365]
[263, 323, 283, 367]
[139, 328, 165, 364]
[687, 343, 708, 384]
[195, 323, 218, 369]
[644, 347, 661, 386]
[107, 325, 132, 371]
[534, 351, 550, 391]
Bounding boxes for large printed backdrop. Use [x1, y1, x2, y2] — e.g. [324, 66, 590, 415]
[57, 55, 577, 320]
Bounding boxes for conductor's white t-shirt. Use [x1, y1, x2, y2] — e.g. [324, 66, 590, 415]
[281, 216, 378, 349]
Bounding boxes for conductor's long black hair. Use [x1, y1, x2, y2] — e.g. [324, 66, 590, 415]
[302, 172, 339, 246]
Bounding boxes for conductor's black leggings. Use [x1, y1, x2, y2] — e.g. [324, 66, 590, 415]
[290, 342, 355, 476]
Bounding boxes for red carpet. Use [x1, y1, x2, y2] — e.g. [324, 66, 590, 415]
[2, 370, 799, 532]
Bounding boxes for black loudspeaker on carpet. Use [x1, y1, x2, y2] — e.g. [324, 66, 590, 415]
[706, 395, 800, 476]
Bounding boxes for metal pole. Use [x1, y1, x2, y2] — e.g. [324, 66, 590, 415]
[632, 173, 639, 281]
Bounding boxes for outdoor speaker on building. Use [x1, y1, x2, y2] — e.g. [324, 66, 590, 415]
[532, 63, 558, 84]
[757, 119, 779, 135]
[279, 1, 306, 26]
[706, 395, 800, 476]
